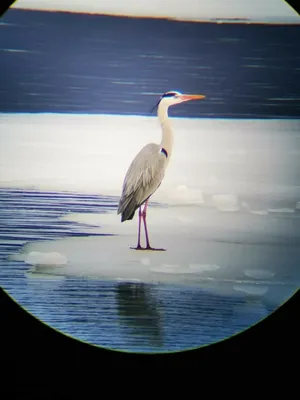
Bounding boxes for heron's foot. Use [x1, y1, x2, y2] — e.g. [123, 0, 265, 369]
[130, 246, 166, 251]
[145, 246, 166, 252]
[130, 245, 145, 251]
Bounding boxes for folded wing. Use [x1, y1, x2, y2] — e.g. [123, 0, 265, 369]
[117, 143, 167, 222]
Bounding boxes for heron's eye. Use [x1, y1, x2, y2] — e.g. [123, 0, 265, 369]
[162, 92, 177, 98]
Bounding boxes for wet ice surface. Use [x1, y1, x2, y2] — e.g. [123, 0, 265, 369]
[12, 207, 300, 289]
[1, 188, 299, 353]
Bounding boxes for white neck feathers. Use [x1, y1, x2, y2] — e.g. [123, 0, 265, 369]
[157, 101, 174, 158]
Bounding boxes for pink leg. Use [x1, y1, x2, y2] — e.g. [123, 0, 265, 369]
[130, 199, 166, 251]
[142, 200, 151, 248]
[130, 207, 143, 250]
[141, 200, 166, 251]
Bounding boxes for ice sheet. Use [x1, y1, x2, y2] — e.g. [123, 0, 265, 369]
[9, 205, 300, 294]
[1, 113, 300, 209]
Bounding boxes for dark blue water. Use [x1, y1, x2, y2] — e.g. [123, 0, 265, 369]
[1, 8, 300, 118]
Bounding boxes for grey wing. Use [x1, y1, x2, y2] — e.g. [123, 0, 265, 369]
[117, 143, 167, 221]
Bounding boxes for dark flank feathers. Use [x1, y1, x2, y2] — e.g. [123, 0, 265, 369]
[118, 190, 140, 222]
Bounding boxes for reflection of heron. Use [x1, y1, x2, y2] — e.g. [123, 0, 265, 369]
[115, 282, 163, 349]
[117, 90, 206, 251]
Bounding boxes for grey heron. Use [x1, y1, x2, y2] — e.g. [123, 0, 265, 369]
[117, 90, 206, 251]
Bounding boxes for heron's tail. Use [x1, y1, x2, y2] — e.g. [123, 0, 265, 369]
[117, 193, 139, 222]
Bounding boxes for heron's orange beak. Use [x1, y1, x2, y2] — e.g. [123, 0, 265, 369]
[180, 94, 206, 102]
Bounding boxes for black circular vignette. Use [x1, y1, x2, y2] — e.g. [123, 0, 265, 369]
[0, 0, 299, 390]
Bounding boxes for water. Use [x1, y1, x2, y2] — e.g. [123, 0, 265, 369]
[0, 8, 300, 352]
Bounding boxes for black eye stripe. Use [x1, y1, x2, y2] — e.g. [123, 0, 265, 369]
[162, 92, 178, 98]
[150, 91, 181, 114]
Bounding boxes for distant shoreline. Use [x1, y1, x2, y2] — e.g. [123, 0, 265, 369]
[7, 7, 300, 25]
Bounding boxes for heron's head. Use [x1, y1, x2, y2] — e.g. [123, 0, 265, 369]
[161, 90, 206, 106]
[151, 90, 206, 113]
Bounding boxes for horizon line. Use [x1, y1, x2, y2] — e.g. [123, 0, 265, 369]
[7, 7, 300, 25]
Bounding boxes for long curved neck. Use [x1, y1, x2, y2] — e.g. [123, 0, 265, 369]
[157, 101, 174, 158]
